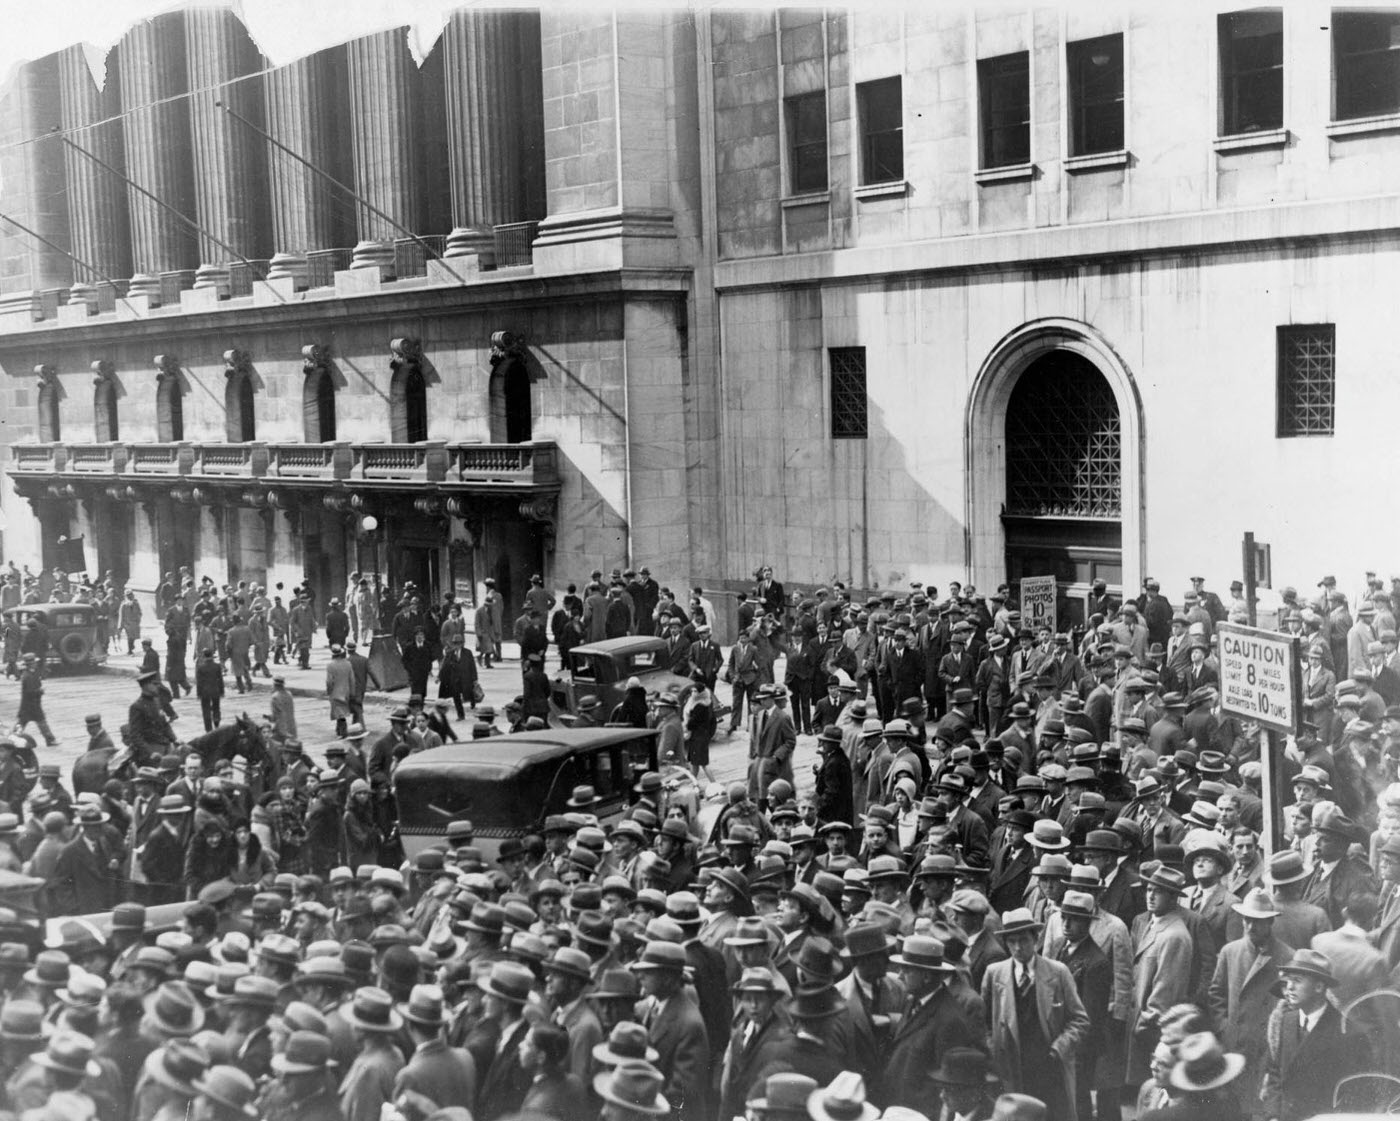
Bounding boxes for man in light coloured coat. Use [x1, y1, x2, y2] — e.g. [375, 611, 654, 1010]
[1127, 864, 1195, 1083]
[981, 907, 1090, 1121]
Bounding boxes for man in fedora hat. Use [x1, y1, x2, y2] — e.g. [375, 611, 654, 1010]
[1262, 949, 1371, 1121]
[1128, 866, 1194, 1084]
[1206, 887, 1290, 1107]
[394, 983, 478, 1109]
[1259, 852, 1330, 951]
[594, 1058, 670, 1121]
[878, 935, 975, 1109]
[633, 940, 709, 1121]
[718, 968, 793, 1121]
[6, 1028, 106, 1115]
[835, 923, 904, 1079]
[812, 726, 854, 827]
[338, 987, 406, 1121]
[930, 1047, 998, 1121]
[747, 1072, 819, 1121]
[516, 1022, 586, 1121]
[51, 804, 121, 916]
[988, 810, 1037, 914]
[543, 947, 604, 1082]
[1048, 889, 1114, 1121]
[1143, 1031, 1246, 1121]
[982, 907, 1088, 1121]
[1300, 804, 1378, 927]
[266, 1030, 340, 1121]
[768, 982, 849, 1088]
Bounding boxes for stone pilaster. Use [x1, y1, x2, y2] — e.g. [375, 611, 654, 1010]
[532, 10, 680, 272]
[0, 56, 71, 300]
[119, 12, 198, 302]
[441, 10, 532, 263]
[347, 31, 421, 273]
[184, 8, 271, 295]
[264, 50, 351, 287]
[57, 47, 130, 307]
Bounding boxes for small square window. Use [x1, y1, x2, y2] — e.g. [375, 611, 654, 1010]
[1068, 34, 1124, 155]
[856, 78, 903, 185]
[1334, 9, 1400, 121]
[1277, 325, 1336, 438]
[829, 347, 867, 439]
[979, 52, 1031, 168]
[1219, 10, 1284, 134]
[785, 92, 829, 194]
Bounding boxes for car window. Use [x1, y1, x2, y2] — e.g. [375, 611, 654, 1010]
[53, 612, 85, 628]
[574, 748, 623, 802]
[626, 651, 660, 674]
[569, 652, 598, 681]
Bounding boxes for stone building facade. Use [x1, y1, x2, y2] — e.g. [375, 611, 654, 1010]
[1, 5, 1398, 622]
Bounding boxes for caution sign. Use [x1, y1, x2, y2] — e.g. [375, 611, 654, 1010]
[1020, 576, 1057, 631]
[1217, 622, 1300, 733]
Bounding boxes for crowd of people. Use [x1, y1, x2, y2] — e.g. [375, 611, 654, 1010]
[0, 560, 1398, 1121]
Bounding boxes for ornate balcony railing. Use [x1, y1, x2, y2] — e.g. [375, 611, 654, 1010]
[10, 440, 558, 492]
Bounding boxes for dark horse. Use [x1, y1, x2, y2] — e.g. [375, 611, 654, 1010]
[185, 715, 272, 798]
[87, 714, 272, 800]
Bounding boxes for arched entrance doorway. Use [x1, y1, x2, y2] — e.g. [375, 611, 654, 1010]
[965, 319, 1143, 628]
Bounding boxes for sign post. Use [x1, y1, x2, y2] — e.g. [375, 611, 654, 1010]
[1020, 575, 1057, 633]
[1217, 622, 1301, 854]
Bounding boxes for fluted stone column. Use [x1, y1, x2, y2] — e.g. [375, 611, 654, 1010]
[184, 8, 270, 295]
[441, 10, 528, 262]
[347, 31, 421, 273]
[57, 47, 130, 309]
[264, 51, 349, 287]
[118, 12, 198, 302]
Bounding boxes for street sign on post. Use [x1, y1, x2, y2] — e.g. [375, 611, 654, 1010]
[1020, 575, 1057, 632]
[1217, 622, 1301, 854]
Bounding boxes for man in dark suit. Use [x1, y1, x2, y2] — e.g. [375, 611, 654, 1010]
[987, 810, 1036, 914]
[635, 941, 710, 1121]
[1262, 948, 1371, 1121]
[717, 969, 792, 1121]
[52, 804, 122, 915]
[517, 1023, 586, 1121]
[1054, 891, 1114, 1121]
[1301, 805, 1378, 927]
[879, 629, 925, 714]
[475, 962, 535, 1120]
[878, 935, 977, 1109]
[812, 727, 853, 828]
[835, 923, 906, 1081]
[394, 984, 478, 1107]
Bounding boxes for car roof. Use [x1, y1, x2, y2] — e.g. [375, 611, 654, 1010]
[569, 636, 668, 658]
[3, 602, 94, 616]
[394, 726, 658, 781]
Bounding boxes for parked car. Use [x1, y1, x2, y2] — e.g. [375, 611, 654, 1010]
[3, 602, 105, 671]
[550, 636, 694, 718]
[393, 726, 660, 860]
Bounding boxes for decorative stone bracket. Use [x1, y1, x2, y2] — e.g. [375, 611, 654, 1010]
[224, 349, 252, 379]
[490, 331, 524, 368]
[34, 364, 58, 386]
[155, 355, 180, 383]
[390, 337, 422, 372]
[92, 360, 116, 387]
[302, 344, 330, 376]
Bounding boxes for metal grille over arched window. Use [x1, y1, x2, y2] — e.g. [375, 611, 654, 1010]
[1005, 351, 1121, 518]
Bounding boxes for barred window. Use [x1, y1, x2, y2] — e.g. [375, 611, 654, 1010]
[1277, 325, 1336, 438]
[829, 347, 868, 439]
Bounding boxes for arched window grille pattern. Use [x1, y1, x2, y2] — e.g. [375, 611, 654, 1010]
[157, 376, 184, 442]
[304, 369, 337, 442]
[1005, 351, 1121, 518]
[94, 379, 118, 441]
[225, 372, 256, 442]
[37, 380, 60, 442]
[391, 366, 428, 443]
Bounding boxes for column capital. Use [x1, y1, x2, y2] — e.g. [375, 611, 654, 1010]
[390, 337, 422, 372]
[92, 360, 116, 385]
[302, 343, 330, 375]
[224, 349, 252, 379]
[155, 354, 180, 382]
[34, 364, 59, 385]
[489, 331, 525, 367]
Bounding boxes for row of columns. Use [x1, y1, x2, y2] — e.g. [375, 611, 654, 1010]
[31, 8, 542, 305]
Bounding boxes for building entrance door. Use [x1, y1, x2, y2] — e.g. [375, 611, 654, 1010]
[1001, 349, 1122, 633]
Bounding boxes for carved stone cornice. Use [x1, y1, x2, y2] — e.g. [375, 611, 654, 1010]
[302, 343, 330, 376]
[489, 331, 524, 368]
[224, 349, 252, 379]
[154, 354, 180, 383]
[389, 337, 422, 372]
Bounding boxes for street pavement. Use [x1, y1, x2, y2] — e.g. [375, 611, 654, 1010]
[0, 639, 823, 799]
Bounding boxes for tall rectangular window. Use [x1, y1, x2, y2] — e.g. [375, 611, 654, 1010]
[1334, 9, 1400, 120]
[1277, 325, 1336, 437]
[1068, 34, 1125, 155]
[979, 52, 1031, 168]
[785, 92, 829, 194]
[829, 347, 868, 439]
[1219, 10, 1284, 134]
[856, 77, 903, 184]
